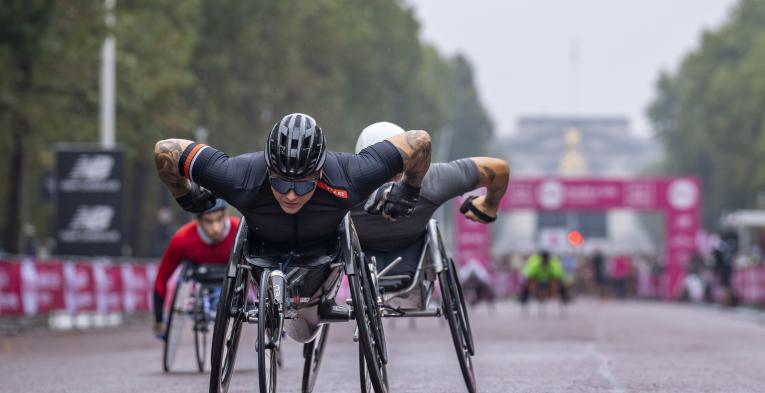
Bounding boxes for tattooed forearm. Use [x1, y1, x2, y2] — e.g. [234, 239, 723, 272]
[154, 139, 193, 197]
[389, 130, 431, 187]
[473, 157, 510, 208]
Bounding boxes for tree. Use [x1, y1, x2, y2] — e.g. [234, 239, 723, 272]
[648, 0, 765, 227]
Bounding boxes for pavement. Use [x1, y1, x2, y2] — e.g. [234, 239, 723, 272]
[2, 299, 765, 392]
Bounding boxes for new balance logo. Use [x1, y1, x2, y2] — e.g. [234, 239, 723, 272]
[60, 154, 121, 193]
[69, 155, 114, 181]
[59, 205, 121, 243]
[69, 205, 114, 231]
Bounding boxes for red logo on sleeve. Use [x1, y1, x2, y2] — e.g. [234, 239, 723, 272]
[317, 181, 349, 199]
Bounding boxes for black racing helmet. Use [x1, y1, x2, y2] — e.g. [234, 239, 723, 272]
[265, 113, 327, 179]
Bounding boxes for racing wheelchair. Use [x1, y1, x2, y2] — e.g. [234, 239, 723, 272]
[368, 219, 476, 393]
[163, 262, 226, 373]
[208, 214, 389, 393]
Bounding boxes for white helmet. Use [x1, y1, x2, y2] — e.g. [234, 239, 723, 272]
[355, 122, 405, 154]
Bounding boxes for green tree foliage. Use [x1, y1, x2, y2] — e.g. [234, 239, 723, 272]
[0, 0, 492, 256]
[648, 0, 765, 227]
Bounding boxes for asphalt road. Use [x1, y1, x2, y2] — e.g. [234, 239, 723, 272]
[2, 300, 765, 392]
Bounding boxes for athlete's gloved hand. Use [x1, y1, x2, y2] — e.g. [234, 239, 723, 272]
[175, 183, 216, 213]
[364, 182, 393, 215]
[382, 182, 419, 220]
[364, 181, 420, 220]
[153, 322, 166, 340]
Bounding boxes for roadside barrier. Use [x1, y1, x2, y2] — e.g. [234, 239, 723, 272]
[0, 258, 157, 316]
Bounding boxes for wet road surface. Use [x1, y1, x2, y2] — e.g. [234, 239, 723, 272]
[2, 299, 765, 392]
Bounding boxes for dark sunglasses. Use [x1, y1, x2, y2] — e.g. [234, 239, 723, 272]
[269, 176, 318, 196]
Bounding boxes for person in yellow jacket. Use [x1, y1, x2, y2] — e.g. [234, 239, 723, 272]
[519, 250, 570, 304]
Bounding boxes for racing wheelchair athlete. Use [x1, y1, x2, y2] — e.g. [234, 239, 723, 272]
[352, 122, 510, 393]
[152, 199, 239, 372]
[153, 113, 432, 393]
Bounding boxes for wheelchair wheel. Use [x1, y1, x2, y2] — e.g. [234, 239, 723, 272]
[193, 287, 208, 373]
[448, 257, 475, 356]
[258, 270, 280, 393]
[301, 324, 330, 393]
[163, 277, 191, 372]
[439, 268, 476, 393]
[209, 270, 248, 393]
[349, 269, 389, 393]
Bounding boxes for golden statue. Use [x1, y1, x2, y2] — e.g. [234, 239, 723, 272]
[559, 127, 587, 176]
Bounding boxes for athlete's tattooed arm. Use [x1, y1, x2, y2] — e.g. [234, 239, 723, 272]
[385, 130, 432, 188]
[462, 157, 510, 223]
[153, 138, 195, 197]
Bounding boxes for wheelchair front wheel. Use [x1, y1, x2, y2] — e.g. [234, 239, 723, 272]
[301, 323, 330, 393]
[258, 270, 280, 393]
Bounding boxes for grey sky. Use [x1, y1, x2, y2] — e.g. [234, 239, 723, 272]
[406, 0, 738, 136]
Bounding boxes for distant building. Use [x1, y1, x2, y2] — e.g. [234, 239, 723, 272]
[493, 115, 663, 255]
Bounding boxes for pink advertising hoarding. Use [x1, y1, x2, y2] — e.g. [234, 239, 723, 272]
[457, 177, 701, 298]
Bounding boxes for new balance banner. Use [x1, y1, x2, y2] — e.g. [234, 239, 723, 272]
[55, 147, 124, 256]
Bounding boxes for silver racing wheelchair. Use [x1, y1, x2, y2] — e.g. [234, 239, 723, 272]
[208, 214, 389, 393]
[369, 219, 476, 393]
[163, 262, 226, 373]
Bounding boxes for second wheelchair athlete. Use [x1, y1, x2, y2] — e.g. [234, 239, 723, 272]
[353, 121, 510, 284]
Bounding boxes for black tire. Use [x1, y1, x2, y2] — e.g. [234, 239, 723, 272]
[163, 278, 190, 372]
[258, 270, 279, 393]
[359, 256, 387, 363]
[439, 269, 476, 393]
[448, 257, 475, 356]
[349, 271, 388, 393]
[194, 287, 208, 373]
[209, 271, 248, 393]
[301, 324, 330, 393]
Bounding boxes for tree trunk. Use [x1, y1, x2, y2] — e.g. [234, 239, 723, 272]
[4, 127, 29, 254]
[4, 58, 33, 254]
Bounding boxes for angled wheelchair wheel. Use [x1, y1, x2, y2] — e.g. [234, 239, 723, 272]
[163, 275, 191, 372]
[448, 257, 475, 356]
[209, 270, 248, 393]
[350, 269, 389, 393]
[301, 324, 330, 393]
[439, 267, 476, 393]
[194, 286, 209, 373]
[258, 270, 280, 393]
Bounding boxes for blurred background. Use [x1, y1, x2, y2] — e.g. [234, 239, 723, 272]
[2, 0, 765, 311]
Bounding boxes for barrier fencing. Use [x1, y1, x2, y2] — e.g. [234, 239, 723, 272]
[0, 258, 157, 317]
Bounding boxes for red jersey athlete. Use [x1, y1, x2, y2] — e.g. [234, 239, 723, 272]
[152, 199, 239, 337]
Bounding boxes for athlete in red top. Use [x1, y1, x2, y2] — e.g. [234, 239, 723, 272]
[152, 199, 240, 337]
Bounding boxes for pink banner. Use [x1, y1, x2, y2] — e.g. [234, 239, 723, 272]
[121, 263, 152, 313]
[455, 197, 492, 270]
[0, 262, 23, 315]
[1, 259, 159, 316]
[94, 262, 124, 314]
[460, 176, 701, 299]
[21, 260, 66, 315]
[64, 262, 97, 313]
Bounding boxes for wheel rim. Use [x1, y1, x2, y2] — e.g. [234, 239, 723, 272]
[351, 272, 388, 393]
[259, 271, 279, 393]
[164, 280, 190, 372]
[440, 270, 476, 393]
[217, 274, 247, 392]
[448, 258, 474, 355]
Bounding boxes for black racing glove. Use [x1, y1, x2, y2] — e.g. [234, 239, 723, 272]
[175, 183, 216, 213]
[383, 182, 420, 219]
[364, 182, 394, 215]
